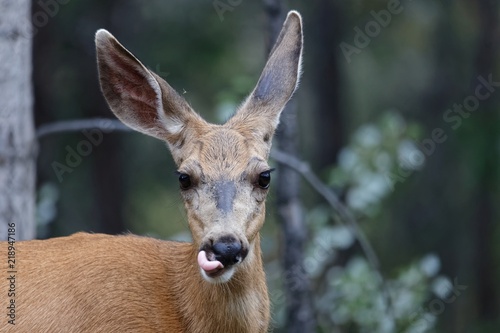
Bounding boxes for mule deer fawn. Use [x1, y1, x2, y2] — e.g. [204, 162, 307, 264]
[2, 11, 303, 332]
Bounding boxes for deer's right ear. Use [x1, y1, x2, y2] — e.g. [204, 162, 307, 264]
[95, 29, 203, 148]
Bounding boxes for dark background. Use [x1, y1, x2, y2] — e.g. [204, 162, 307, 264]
[33, 0, 500, 332]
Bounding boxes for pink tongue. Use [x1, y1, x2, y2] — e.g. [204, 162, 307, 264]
[198, 251, 224, 273]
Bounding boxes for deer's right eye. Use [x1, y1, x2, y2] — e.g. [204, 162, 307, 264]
[178, 173, 192, 190]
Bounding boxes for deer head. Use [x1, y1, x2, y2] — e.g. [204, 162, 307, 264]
[95, 11, 303, 283]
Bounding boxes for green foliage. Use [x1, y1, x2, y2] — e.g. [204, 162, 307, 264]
[328, 111, 422, 215]
[301, 200, 452, 333]
[315, 254, 451, 333]
[274, 112, 451, 332]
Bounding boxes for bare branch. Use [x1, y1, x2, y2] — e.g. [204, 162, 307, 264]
[36, 118, 130, 139]
[270, 148, 394, 320]
[270, 149, 380, 267]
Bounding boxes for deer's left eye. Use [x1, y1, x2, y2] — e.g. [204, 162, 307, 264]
[257, 170, 273, 189]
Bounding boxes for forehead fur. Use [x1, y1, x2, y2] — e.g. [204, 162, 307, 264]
[179, 127, 253, 179]
[201, 128, 265, 178]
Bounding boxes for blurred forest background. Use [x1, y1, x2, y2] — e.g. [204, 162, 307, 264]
[2, 0, 499, 332]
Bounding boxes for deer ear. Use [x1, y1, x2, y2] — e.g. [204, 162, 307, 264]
[95, 29, 203, 148]
[228, 11, 303, 143]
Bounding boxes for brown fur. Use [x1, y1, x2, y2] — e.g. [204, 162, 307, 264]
[1, 11, 303, 333]
[6, 233, 268, 332]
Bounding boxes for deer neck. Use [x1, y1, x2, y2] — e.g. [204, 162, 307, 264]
[169, 235, 269, 332]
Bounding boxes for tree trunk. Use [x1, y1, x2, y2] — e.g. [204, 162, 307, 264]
[309, 0, 345, 170]
[33, 0, 126, 236]
[0, 0, 36, 240]
[263, 1, 316, 332]
[471, 0, 499, 324]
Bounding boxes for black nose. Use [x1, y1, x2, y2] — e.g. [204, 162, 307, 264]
[212, 236, 245, 267]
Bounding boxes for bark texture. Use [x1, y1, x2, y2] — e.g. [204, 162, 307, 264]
[0, 0, 36, 240]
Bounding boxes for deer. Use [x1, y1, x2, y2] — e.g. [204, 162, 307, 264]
[2, 10, 303, 333]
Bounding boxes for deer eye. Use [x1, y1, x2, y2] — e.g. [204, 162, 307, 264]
[258, 170, 273, 189]
[178, 173, 192, 190]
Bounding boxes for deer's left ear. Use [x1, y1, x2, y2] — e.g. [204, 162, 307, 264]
[227, 11, 303, 145]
